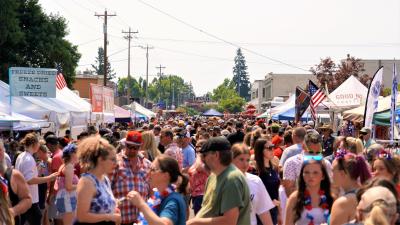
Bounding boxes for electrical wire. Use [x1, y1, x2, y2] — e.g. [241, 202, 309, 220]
[136, 0, 309, 72]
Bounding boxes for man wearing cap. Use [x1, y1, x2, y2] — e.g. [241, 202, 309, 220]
[109, 131, 151, 225]
[160, 128, 183, 169]
[187, 137, 251, 225]
[320, 124, 335, 157]
[177, 130, 196, 173]
[359, 127, 376, 150]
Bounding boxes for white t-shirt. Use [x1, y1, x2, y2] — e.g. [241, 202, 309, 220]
[15, 151, 39, 203]
[246, 173, 275, 225]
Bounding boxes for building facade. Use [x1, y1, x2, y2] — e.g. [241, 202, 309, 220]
[250, 73, 316, 112]
[360, 59, 400, 89]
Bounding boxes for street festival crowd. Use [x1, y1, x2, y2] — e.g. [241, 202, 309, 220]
[0, 117, 399, 225]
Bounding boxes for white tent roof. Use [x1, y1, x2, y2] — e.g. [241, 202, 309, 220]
[257, 95, 295, 118]
[326, 75, 368, 109]
[122, 102, 156, 119]
[0, 81, 90, 127]
[343, 93, 400, 122]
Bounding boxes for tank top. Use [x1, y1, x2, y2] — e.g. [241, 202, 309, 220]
[82, 173, 116, 214]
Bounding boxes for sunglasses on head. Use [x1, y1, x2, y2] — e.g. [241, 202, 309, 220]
[304, 154, 323, 163]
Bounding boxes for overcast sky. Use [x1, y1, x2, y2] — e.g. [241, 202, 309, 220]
[38, 0, 400, 95]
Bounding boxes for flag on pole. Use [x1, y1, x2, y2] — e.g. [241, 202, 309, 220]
[308, 80, 326, 122]
[364, 66, 384, 128]
[390, 63, 398, 143]
[56, 72, 67, 90]
[295, 86, 310, 122]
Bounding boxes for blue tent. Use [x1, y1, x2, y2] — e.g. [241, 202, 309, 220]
[272, 107, 311, 121]
[202, 108, 223, 117]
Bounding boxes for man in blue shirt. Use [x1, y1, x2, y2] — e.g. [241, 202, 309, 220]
[177, 130, 196, 173]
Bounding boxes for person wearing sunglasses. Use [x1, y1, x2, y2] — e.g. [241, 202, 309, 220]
[109, 131, 152, 225]
[282, 131, 333, 197]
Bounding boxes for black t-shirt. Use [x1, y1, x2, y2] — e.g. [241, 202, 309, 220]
[227, 130, 245, 145]
[258, 167, 280, 201]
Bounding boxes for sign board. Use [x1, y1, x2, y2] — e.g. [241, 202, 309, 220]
[90, 84, 103, 112]
[103, 86, 114, 113]
[9, 67, 57, 98]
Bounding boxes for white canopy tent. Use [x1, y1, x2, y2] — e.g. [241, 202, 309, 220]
[257, 95, 295, 118]
[0, 81, 90, 130]
[325, 75, 368, 110]
[122, 102, 156, 119]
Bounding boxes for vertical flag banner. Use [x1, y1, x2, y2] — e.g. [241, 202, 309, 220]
[295, 86, 310, 122]
[364, 66, 384, 128]
[103, 86, 114, 114]
[90, 84, 104, 112]
[308, 80, 326, 122]
[390, 63, 398, 143]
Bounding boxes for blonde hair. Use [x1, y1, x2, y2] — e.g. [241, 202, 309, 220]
[0, 189, 13, 225]
[141, 131, 160, 160]
[364, 200, 393, 225]
[344, 137, 363, 154]
[77, 136, 115, 171]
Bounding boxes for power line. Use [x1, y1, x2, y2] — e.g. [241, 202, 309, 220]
[76, 37, 103, 46]
[136, 36, 400, 47]
[136, 0, 309, 72]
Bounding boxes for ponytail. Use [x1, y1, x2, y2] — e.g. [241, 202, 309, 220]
[355, 155, 372, 184]
[177, 173, 189, 195]
[364, 202, 390, 225]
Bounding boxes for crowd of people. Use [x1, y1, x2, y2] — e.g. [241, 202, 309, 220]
[0, 116, 399, 225]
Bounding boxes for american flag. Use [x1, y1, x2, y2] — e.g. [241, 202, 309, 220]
[308, 80, 326, 122]
[56, 71, 67, 90]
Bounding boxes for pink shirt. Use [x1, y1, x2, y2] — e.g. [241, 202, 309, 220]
[51, 149, 63, 173]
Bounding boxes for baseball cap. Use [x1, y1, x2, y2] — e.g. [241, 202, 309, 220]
[121, 131, 143, 146]
[360, 127, 371, 134]
[199, 137, 231, 153]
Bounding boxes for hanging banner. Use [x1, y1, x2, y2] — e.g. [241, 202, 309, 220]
[364, 66, 383, 128]
[390, 63, 398, 143]
[103, 86, 114, 114]
[90, 84, 103, 112]
[295, 86, 310, 122]
[9, 67, 57, 98]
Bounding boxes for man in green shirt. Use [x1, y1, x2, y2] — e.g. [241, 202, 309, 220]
[187, 137, 251, 225]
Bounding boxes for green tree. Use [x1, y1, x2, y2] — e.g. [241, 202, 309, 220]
[0, 0, 80, 87]
[211, 78, 246, 113]
[232, 48, 250, 101]
[117, 76, 144, 99]
[92, 47, 116, 80]
[147, 75, 195, 108]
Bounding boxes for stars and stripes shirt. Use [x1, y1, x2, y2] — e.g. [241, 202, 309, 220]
[109, 151, 151, 224]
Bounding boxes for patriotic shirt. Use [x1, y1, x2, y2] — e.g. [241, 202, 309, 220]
[109, 150, 151, 224]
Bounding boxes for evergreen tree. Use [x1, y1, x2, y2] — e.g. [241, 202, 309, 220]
[91, 47, 116, 80]
[232, 48, 250, 101]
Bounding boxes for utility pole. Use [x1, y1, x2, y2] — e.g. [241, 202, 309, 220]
[155, 64, 166, 106]
[140, 45, 153, 106]
[95, 9, 116, 86]
[122, 27, 138, 102]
